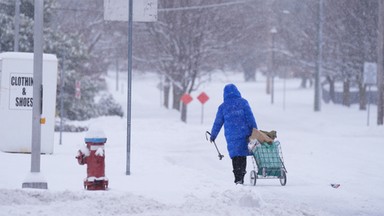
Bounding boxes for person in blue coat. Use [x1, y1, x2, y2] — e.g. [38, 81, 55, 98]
[210, 84, 258, 184]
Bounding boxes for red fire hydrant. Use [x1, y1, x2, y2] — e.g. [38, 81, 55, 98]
[76, 129, 108, 190]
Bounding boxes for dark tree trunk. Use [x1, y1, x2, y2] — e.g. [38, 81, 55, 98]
[163, 79, 170, 109]
[343, 80, 350, 107]
[326, 76, 335, 102]
[172, 83, 183, 111]
[181, 103, 187, 123]
[358, 83, 366, 110]
[300, 77, 308, 88]
[242, 58, 256, 82]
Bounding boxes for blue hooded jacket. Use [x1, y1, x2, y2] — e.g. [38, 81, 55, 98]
[210, 84, 258, 158]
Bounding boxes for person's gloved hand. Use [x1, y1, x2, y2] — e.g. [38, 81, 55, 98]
[210, 136, 215, 143]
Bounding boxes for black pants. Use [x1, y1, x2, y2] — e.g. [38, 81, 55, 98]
[232, 156, 247, 184]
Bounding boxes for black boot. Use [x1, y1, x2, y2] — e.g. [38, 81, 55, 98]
[232, 156, 247, 184]
[233, 172, 243, 184]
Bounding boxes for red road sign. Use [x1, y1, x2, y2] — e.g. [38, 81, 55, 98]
[180, 93, 193, 105]
[197, 92, 209, 104]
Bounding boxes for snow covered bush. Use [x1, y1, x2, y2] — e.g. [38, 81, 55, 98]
[95, 94, 124, 118]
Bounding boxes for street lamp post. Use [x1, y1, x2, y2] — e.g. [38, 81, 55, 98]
[270, 27, 277, 104]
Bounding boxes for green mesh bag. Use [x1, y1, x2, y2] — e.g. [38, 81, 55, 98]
[252, 141, 283, 177]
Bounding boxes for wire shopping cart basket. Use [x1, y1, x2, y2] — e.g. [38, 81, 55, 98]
[249, 140, 287, 186]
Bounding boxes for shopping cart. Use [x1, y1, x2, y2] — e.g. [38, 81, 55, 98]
[249, 140, 287, 186]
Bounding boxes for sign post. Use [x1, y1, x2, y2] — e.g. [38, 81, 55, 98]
[197, 92, 209, 124]
[104, 0, 158, 175]
[363, 62, 377, 126]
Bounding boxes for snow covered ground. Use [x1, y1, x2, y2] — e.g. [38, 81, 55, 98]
[1, 71, 383, 216]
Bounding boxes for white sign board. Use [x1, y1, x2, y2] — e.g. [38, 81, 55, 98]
[363, 62, 377, 85]
[104, 0, 158, 22]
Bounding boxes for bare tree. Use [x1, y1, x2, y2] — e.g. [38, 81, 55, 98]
[138, 0, 249, 122]
[323, 0, 378, 108]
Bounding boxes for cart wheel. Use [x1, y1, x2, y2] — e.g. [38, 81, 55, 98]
[250, 170, 257, 186]
[279, 171, 287, 186]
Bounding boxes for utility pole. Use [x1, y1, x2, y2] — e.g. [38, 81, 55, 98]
[270, 27, 277, 104]
[266, 0, 275, 95]
[14, 0, 20, 51]
[314, 0, 323, 112]
[378, 0, 384, 125]
[22, 0, 47, 189]
[126, 0, 133, 175]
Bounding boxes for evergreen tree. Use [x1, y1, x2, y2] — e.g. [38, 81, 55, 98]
[0, 0, 123, 121]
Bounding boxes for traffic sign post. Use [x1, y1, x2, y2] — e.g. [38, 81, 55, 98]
[197, 92, 209, 124]
[103, 0, 158, 175]
[363, 62, 377, 126]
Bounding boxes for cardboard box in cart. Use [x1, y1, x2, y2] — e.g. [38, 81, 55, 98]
[0, 52, 58, 154]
